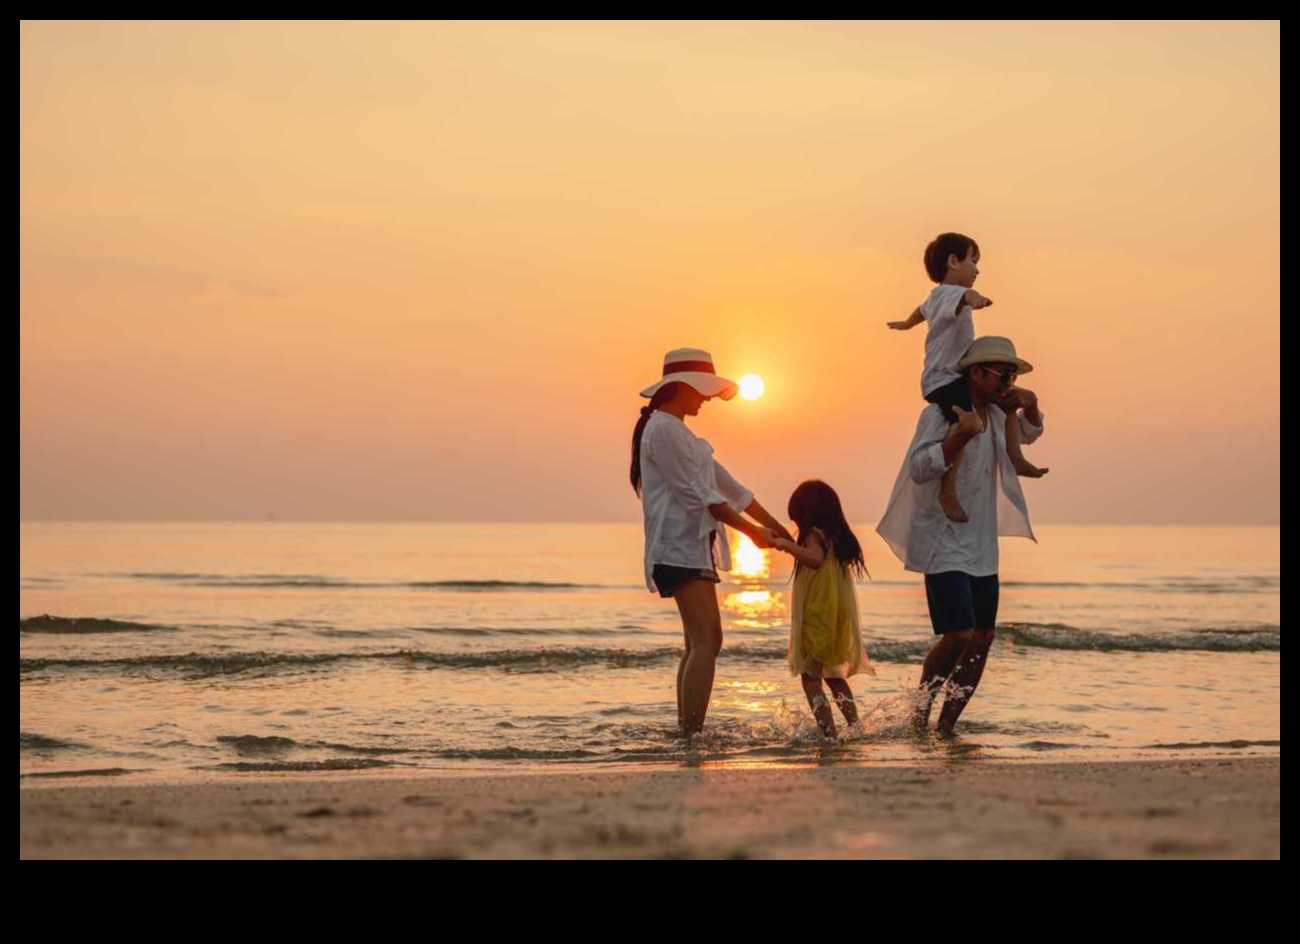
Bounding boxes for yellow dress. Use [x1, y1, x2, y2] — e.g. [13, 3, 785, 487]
[789, 531, 873, 679]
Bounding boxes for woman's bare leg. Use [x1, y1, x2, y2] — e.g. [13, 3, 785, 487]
[672, 579, 723, 737]
[676, 637, 691, 730]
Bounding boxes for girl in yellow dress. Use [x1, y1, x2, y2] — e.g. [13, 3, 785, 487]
[772, 480, 873, 739]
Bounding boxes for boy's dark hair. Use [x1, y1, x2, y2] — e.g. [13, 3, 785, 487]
[923, 233, 979, 283]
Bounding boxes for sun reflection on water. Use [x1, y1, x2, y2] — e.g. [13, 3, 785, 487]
[730, 533, 769, 579]
[723, 533, 784, 625]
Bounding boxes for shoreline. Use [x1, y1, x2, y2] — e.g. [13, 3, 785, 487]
[21, 756, 1279, 859]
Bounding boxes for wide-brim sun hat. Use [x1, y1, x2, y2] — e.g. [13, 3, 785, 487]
[640, 348, 739, 400]
[956, 335, 1034, 375]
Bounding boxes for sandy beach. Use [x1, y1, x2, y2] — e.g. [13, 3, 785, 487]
[20, 756, 1279, 859]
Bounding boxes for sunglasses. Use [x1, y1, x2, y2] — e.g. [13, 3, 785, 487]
[978, 366, 1018, 385]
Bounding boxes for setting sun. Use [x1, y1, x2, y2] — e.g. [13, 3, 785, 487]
[737, 374, 765, 401]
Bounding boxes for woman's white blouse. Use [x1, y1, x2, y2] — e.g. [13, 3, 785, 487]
[639, 411, 753, 592]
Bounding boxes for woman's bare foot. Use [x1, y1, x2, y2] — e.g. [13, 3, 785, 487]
[939, 490, 968, 522]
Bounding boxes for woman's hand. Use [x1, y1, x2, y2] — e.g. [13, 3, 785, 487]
[767, 532, 795, 554]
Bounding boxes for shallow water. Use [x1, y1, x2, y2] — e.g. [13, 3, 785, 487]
[20, 522, 1280, 779]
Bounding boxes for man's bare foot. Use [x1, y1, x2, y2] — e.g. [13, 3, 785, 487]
[1012, 459, 1049, 479]
[939, 490, 968, 522]
[935, 722, 957, 739]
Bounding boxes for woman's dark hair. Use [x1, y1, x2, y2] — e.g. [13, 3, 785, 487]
[923, 232, 979, 283]
[787, 480, 868, 578]
[630, 382, 688, 496]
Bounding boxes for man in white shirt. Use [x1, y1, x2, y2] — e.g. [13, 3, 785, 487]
[876, 336, 1045, 735]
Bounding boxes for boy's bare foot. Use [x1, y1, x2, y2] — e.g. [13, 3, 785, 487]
[939, 490, 969, 522]
[1012, 459, 1049, 479]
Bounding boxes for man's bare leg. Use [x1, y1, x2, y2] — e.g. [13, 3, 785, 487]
[936, 629, 996, 735]
[913, 630, 975, 731]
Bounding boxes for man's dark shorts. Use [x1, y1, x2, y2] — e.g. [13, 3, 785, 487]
[924, 571, 1000, 635]
[924, 376, 973, 425]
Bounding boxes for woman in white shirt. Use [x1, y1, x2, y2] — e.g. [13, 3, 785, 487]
[632, 348, 792, 737]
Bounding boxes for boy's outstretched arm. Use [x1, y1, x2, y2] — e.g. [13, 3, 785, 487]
[888, 306, 924, 330]
[962, 289, 993, 310]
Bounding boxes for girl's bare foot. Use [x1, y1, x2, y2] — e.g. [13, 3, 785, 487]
[939, 490, 969, 522]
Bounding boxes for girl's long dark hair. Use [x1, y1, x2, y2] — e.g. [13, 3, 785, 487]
[787, 480, 869, 578]
[630, 383, 687, 496]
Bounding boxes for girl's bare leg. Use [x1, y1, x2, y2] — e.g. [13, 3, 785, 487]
[672, 579, 723, 737]
[825, 678, 859, 727]
[800, 673, 837, 738]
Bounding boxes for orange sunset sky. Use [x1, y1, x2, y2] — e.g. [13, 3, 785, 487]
[20, 21, 1279, 524]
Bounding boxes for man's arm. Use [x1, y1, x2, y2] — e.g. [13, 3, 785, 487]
[1000, 388, 1044, 441]
[909, 407, 982, 484]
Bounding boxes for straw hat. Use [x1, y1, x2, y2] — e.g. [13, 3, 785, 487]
[639, 348, 739, 400]
[956, 336, 1034, 375]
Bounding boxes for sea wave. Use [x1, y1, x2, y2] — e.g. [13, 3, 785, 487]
[20, 615, 169, 634]
[19, 639, 935, 677]
[1002, 622, 1280, 652]
[114, 573, 627, 591]
[206, 758, 398, 772]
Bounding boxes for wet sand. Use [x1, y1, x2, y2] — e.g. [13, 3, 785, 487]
[20, 756, 1279, 859]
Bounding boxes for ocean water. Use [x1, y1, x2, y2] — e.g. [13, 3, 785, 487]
[20, 522, 1279, 779]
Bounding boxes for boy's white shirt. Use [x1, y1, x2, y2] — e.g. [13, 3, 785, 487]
[920, 283, 975, 397]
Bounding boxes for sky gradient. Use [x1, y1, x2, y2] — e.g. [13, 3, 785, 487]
[21, 21, 1279, 524]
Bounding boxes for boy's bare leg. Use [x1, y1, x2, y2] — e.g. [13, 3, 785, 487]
[913, 631, 970, 731]
[1005, 410, 1048, 478]
[939, 447, 968, 522]
[801, 674, 838, 738]
[825, 678, 859, 727]
[936, 629, 996, 735]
